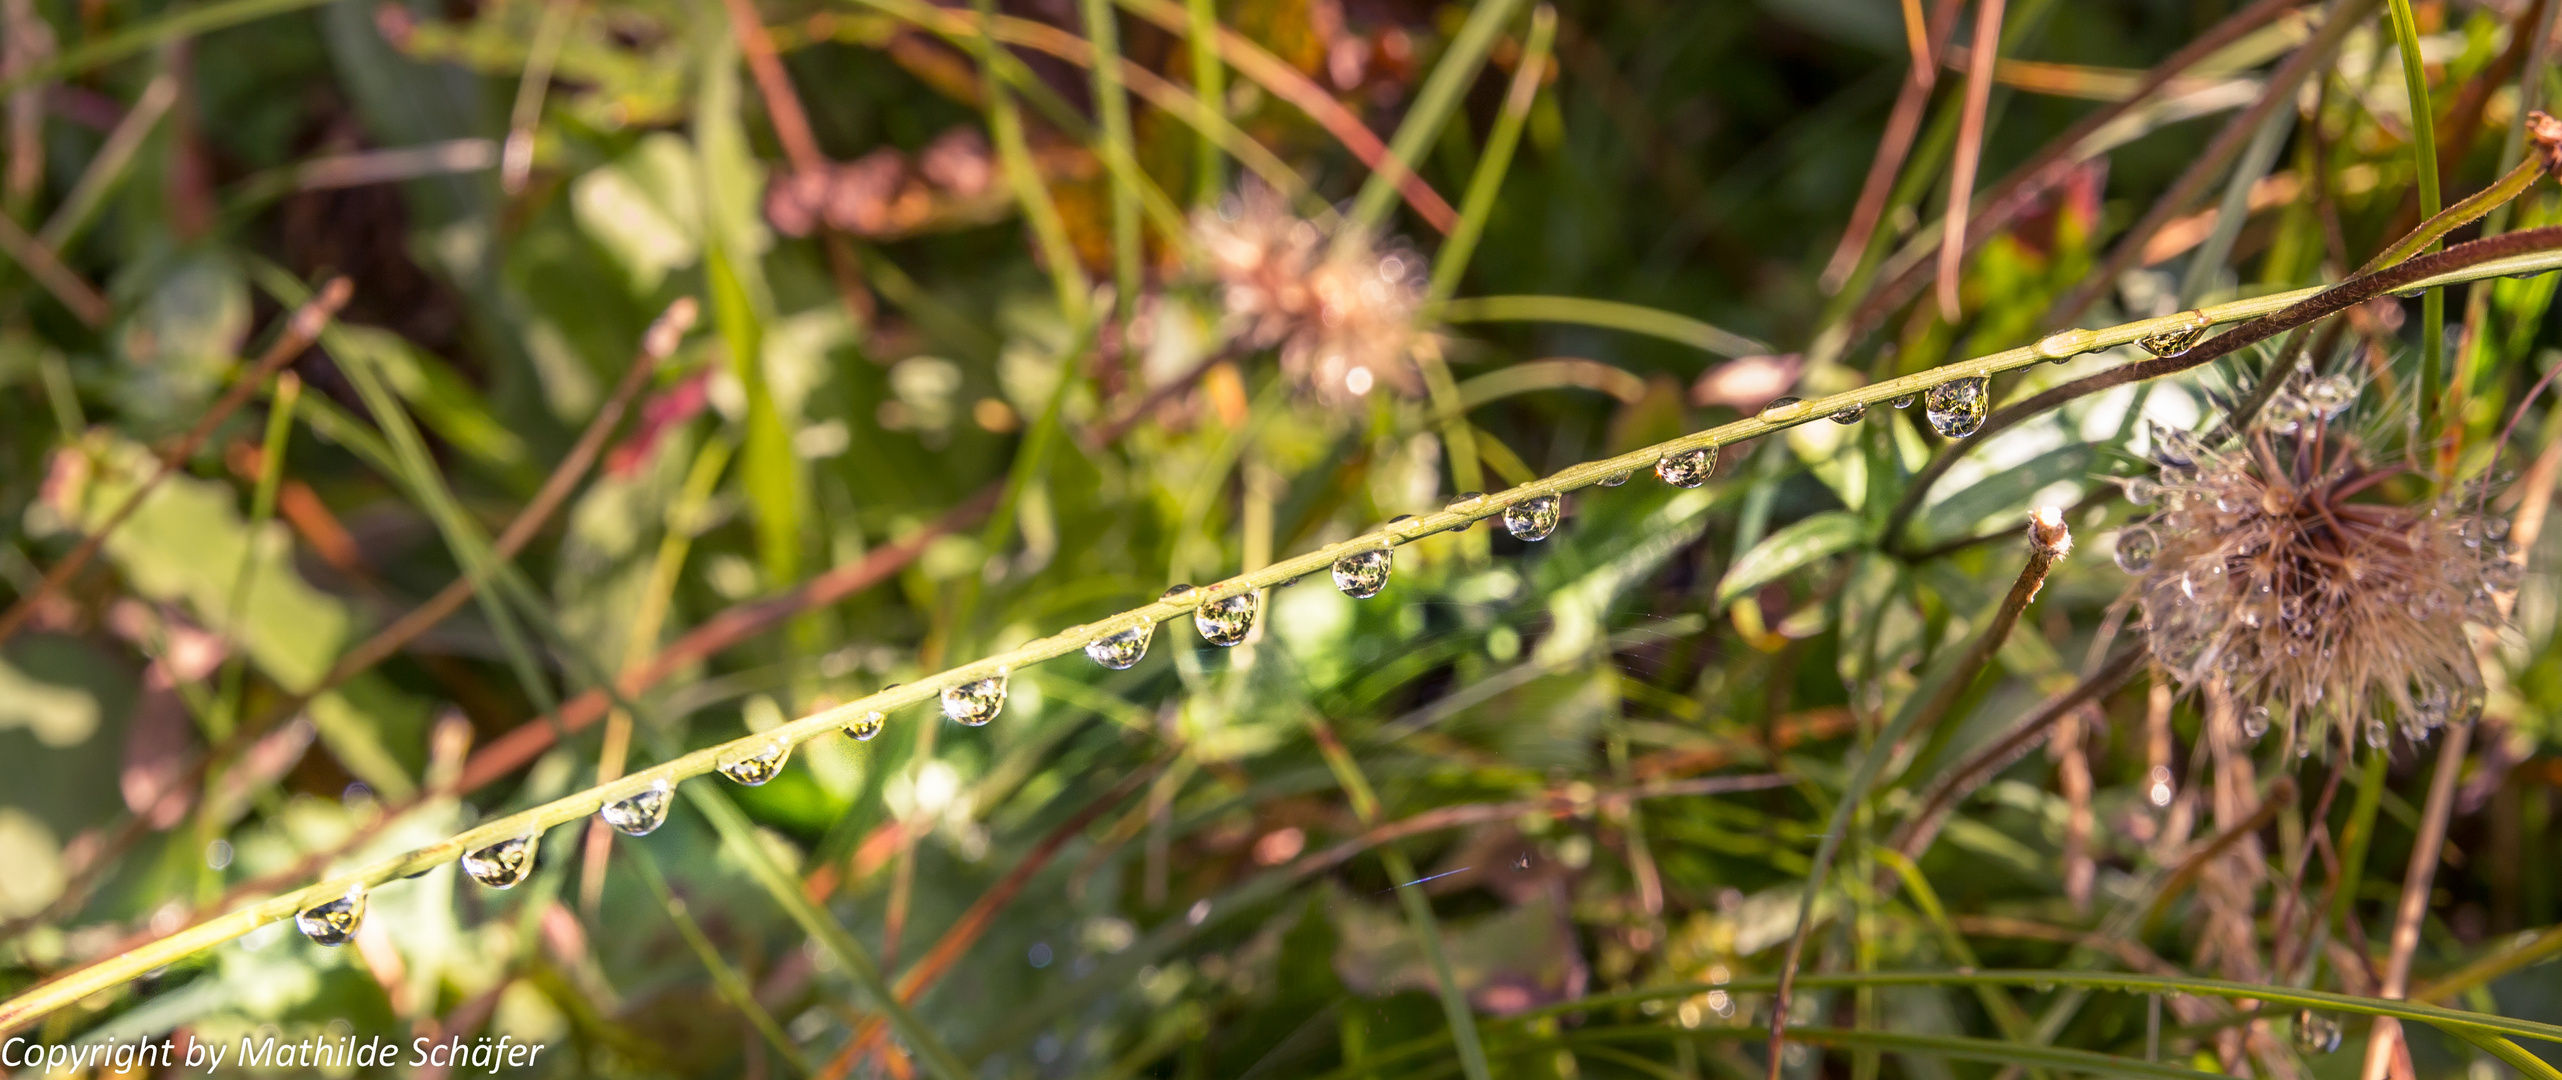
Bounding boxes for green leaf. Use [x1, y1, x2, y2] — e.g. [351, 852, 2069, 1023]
[1434, 295, 1771, 358]
[1716, 510, 1865, 607]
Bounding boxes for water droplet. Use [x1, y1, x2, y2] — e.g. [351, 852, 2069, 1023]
[1503, 495, 1561, 541]
[1085, 624, 1152, 670]
[2136, 322, 2207, 358]
[2242, 705, 2271, 740]
[2363, 717, 2390, 749]
[2295, 1010, 2342, 1054]
[1386, 513, 1418, 531]
[721, 741, 790, 785]
[2486, 517, 2511, 540]
[1446, 491, 1487, 514]
[1923, 377, 1989, 438]
[1829, 403, 1867, 424]
[1160, 584, 1196, 602]
[1890, 394, 1916, 409]
[1195, 591, 1258, 646]
[602, 779, 673, 836]
[2114, 526, 2159, 573]
[844, 708, 886, 740]
[2146, 765, 2175, 808]
[461, 834, 537, 890]
[1332, 548, 1392, 598]
[1655, 446, 1715, 488]
[1596, 471, 1631, 488]
[2124, 477, 2160, 506]
[2302, 375, 2356, 419]
[296, 888, 365, 946]
[2150, 426, 2203, 470]
[1758, 396, 1804, 420]
[943, 676, 1008, 726]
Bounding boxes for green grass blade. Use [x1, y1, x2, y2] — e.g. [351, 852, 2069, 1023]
[0, 0, 331, 95]
[1340, 0, 1528, 241]
[1425, 5, 1555, 306]
[2386, 0, 2445, 433]
[682, 784, 973, 1080]
[1434, 295, 1771, 357]
[1183, 0, 1223, 204]
[1078, 0, 1141, 323]
[629, 846, 816, 1074]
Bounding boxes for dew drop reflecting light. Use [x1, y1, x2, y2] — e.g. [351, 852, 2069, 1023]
[1195, 591, 1258, 646]
[601, 779, 673, 836]
[1655, 446, 1715, 488]
[943, 675, 1008, 726]
[1923, 377, 1989, 438]
[844, 708, 887, 740]
[1332, 548, 1392, 598]
[1503, 495, 1560, 541]
[1085, 625, 1152, 669]
[720, 741, 790, 785]
[296, 887, 365, 947]
[461, 834, 537, 890]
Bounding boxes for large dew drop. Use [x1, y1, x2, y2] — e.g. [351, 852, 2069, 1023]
[2113, 526, 2159, 573]
[1503, 495, 1560, 541]
[1828, 403, 1866, 424]
[943, 675, 1007, 726]
[2136, 322, 2208, 358]
[2302, 374, 2356, 418]
[1332, 549, 1392, 598]
[1085, 624, 1152, 669]
[720, 741, 790, 786]
[461, 834, 537, 890]
[1195, 591, 1258, 646]
[1923, 378, 1989, 438]
[296, 887, 365, 946]
[1655, 446, 1715, 488]
[844, 708, 886, 741]
[601, 779, 673, 836]
[2241, 705, 2271, 740]
[1596, 471, 1631, 488]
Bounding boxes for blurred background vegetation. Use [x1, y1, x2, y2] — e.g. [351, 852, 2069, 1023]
[7, 0, 2562, 1076]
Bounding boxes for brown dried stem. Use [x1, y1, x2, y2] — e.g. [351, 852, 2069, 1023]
[1936, 0, 2007, 320]
[1819, 0, 1962, 292]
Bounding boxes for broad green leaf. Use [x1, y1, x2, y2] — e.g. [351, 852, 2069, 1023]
[1716, 510, 1865, 607]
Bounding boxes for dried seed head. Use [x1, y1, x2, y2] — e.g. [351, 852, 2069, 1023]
[2126, 377, 2509, 747]
[1194, 183, 1427, 404]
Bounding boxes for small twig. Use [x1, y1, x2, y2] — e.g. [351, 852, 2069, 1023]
[1937, 0, 2007, 320]
[2363, 715, 2485, 1080]
[1769, 508, 2072, 1080]
[0, 202, 110, 325]
[2041, 0, 2382, 327]
[1887, 647, 2145, 866]
[1820, 0, 1962, 292]
[1844, 0, 2305, 336]
[818, 763, 1159, 1080]
[0, 277, 349, 645]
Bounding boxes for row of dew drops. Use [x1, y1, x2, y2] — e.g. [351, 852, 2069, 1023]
[289, 378, 2003, 946]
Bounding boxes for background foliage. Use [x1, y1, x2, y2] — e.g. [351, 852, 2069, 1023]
[5, 0, 2562, 1078]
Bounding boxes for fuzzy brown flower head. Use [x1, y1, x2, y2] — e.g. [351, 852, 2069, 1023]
[2116, 375, 2515, 748]
[1193, 183, 1427, 404]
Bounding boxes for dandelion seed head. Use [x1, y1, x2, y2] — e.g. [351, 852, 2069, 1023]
[2128, 373, 2512, 747]
[1193, 183, 1426, 404]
